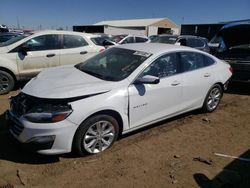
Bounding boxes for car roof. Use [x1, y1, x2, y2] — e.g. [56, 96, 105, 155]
[116, 43, 197, 54]
[178, 35, 207, 40]
[31, 30, 98, 37]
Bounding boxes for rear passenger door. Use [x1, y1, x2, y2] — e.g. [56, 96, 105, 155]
[60, 34, 96, 66]
[179, 52, 215, 109]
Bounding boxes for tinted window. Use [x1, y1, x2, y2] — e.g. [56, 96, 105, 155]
[180, 52, 214, 72]
[135, 37, 148, 43]
[63, 35, 88, 48]
[142, 53, 179, 78]
[23, 34, 60, 51]
[151, 36, 177, 44]
[0, 34, 31, 47]
[0, 35, 14, 43]
[203, 55, 215, 66]
[90, 36, 109, 46]
[75, 48, 151, 81]
[188, 38, 204, 48]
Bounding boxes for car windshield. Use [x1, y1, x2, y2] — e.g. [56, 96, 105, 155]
[151, 36, 177, 44]
[91, 36, 110, 46]
[75, 47, 151, 81]
[109, 35, 128, 43]
[0, 33, 32, 47]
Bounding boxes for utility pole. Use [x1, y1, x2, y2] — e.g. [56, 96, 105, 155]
[16, 16, 20, 29]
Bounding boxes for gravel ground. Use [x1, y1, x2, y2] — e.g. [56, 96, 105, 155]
[0, 82, 249, 188]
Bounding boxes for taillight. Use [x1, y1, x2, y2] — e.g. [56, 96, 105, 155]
[229, 67, 233, 73]
[99, 48, 105, 53]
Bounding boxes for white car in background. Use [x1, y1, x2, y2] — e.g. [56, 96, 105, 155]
[7, 43, 232, 156]
[0, 30, 104, 94]
[103, 34, 149, 47]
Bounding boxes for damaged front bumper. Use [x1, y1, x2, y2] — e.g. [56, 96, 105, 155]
[6, 108, 78, 155]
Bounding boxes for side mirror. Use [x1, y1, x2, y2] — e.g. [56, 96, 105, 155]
[134, 75, 160, 85]
[19, 46, 29, 56]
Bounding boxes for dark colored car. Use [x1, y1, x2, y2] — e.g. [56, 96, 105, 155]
[209, 22, 250, 82]
[150, 35, 210, 53]
[175, 35, 210, 53]
[0, 32, 22, 43]
[150, 34, 178, 44]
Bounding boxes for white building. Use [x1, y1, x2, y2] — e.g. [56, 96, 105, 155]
[73, 18, 179, 36]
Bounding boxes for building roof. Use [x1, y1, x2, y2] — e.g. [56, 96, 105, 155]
[94, 18, 178, 28]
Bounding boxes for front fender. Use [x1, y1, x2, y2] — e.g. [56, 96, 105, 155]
[0, 56, 19, 78]
[67, 88, 129, 132]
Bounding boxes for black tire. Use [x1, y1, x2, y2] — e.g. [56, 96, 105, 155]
[72, 114, 119, 156]
[202, 84, 223, 113]
[0, 70, 15, 95]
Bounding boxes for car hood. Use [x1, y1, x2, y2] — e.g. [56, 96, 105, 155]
[218, 22, 250, 48]
[0, 46, 9, 53]
[22, 65, 116, 99]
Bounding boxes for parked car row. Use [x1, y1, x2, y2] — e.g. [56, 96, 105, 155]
[150, 34, 210, 53]
[6, 43, 232, 156]
[2, 25, 246, 157]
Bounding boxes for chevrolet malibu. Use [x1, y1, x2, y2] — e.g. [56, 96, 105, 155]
[7, 43, 232, 156]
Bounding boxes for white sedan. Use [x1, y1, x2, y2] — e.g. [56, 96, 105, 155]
[7, 43, 232, 156]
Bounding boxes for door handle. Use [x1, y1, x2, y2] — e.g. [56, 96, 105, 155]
[46, 53, 55, 58]
[80, 51, 88, 55]
[171, 80, 180, 86]
[204, 73, 211, 77]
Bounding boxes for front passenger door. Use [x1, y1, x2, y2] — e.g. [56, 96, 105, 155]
[129, 53, 183, 128]
[16, 34, 60, 77]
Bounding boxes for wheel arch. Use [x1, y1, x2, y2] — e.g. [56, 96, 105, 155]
[0, 67, 17, 82]
[85, 109, 124, 137]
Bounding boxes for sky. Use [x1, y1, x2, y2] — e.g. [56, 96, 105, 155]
[0, 0, 249, 30]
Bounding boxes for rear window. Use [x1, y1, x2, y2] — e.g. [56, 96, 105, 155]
[188, 38, 205, 48]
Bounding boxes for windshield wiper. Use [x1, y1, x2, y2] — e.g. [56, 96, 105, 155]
[81, 69, 105, 79]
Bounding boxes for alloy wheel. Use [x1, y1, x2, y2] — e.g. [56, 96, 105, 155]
[0, 73, 10, 93]
[206, 87, 221, 111]
[83, 120, 115, 154]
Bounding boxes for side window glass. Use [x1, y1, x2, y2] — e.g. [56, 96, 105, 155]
[203, 55, 215, 66]
[142, 53, 179, 78]
[180, 52, 205, 72]
[121, 37, 134, 44]
[178, 38, 187, 46]
[63, 35, 88, 48]
[135, 37, 148, 43]
[195, 39, 205, 47]
[22, 34, 60, 51]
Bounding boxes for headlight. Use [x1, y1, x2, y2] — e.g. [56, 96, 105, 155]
[23, 104, 72, 123]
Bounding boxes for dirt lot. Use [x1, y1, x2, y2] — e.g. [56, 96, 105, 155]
[0, 82, 249, 188]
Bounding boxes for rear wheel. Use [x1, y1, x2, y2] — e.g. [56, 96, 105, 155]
[0, 70, 15, 95]
[72, 114, 119, 156]
[202, 84, 223, 112]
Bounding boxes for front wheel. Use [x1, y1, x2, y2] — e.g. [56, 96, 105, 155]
[0, 70, 15, 95]
[72, 115, 119, 156]
[202, 84, 223, 112]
